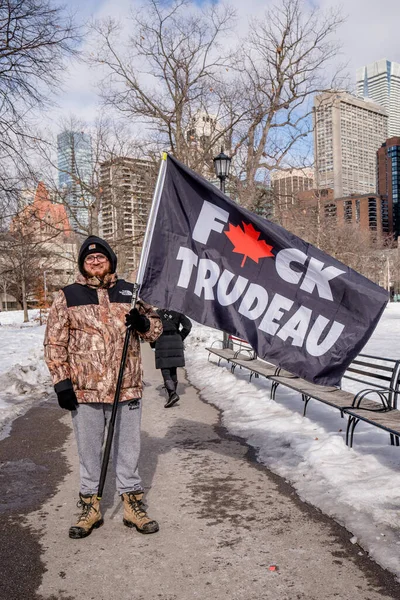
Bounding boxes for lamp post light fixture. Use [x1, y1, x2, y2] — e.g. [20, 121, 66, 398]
[213, 149, 232, 349]
[213, 149, 231, 194]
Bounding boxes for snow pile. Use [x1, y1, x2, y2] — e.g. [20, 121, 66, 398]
[0, 310, 53, 435]
[0, 354, 50, 396]
[0, 308, 40, 326]
[184, 306, 400, 579]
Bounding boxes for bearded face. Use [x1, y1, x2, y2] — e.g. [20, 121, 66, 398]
[83, 254, 111, 279]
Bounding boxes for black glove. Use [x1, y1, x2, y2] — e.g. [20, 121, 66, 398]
[57, 388, 78, 411]
[125, 308, 150, 333]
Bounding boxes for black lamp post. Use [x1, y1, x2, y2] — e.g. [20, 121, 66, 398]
[213, 149, 231, 194]
[213, 149, 232, 349]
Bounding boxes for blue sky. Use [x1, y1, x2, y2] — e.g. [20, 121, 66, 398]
[47, 0, 400, 130]
[66, 0, 107, 19]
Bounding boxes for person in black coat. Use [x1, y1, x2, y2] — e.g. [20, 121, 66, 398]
[151, 309, 192, 408]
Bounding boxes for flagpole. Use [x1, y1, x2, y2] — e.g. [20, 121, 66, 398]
[136, 151, 168, 288]
[96, 152, 168, 499]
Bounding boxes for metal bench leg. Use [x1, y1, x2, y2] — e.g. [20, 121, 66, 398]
[302, 394, 310, 417]
[231, 364, 236, 373]
[346, 416, 359, 448]
[249, 372, 253, 383]
[271, 381, 278, 400]
[350, 419, 359, 448]
[345, 417, 352, 446]
[390, 434, 400, 446]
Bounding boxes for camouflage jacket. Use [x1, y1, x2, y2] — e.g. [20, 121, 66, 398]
[44, 273, 162, 404]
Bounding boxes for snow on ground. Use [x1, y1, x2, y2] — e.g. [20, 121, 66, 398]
[184, 303, 400, 580]
[2, 305, 400, 578]
[0, 310, 53, 439]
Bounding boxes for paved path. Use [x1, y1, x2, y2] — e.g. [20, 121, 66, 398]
[2, 343, 400, 599]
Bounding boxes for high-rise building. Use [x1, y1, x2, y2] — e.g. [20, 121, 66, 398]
[100, 157, 156, 277]
[314, 91, 388, 198]
[377, 136, 400, 239]
[357, 59, 400, 137]
[57, 131, 94, 232]
[270, 168, 314, 210]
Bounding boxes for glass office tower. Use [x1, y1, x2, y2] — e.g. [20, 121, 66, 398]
[57, 131, 93, 232]
[357, 59, 400, 137]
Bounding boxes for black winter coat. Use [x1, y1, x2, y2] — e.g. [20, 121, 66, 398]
[152, 310, 192, 369]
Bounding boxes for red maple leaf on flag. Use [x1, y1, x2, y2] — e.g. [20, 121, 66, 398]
[224, 221, 274, 267]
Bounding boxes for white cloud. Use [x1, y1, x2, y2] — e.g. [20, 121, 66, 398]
[44, 0, 400, 130]
[316, 0, 400, 80]
[43, 0, 134, 129]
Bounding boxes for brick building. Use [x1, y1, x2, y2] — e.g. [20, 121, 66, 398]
[297, 188, 384, 235]
[1, 182, 77, 309]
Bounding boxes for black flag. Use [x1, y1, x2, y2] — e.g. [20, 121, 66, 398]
[139, 154, 388, 386]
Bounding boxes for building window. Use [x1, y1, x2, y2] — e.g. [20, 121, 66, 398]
[368, 197, 377, 230]
[344, 200, 352, 222]
[355, 199, 360, 222]
[324, 203, 336, 219]
[381, 197, 389, 233]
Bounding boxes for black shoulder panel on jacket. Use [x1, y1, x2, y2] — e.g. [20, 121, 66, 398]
[108, 279, 134, 304]
[63, 283, 99, 307]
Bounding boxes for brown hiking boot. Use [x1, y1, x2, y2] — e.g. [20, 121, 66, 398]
[121, 492, 159, 534]
[69, 493, 103, 539]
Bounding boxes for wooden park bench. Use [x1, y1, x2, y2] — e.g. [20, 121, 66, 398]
[207, 336, 283, 379]
[267, 354, 400, 447]
[206, 335, 256, 368]
[270, 354, 400, 446]
[206, 337, 400, 448]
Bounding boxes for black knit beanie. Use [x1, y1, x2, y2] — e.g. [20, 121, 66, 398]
[78, 236, 117, 275]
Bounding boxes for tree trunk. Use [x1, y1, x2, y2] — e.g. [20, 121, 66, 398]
[2, 283, 7, 311]
[90, 194, 100, 235]
[21, 276, 29, 322]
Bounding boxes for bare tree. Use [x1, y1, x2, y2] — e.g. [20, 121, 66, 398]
[0, 0, 80, 208]
[276, 197, 389, 284]
[89, 0, 242, 175]
[89, 0, 346, 211]
[36, 115, 144, 231]
[0, 229, 53, 321]
[0, 176, 77, 319]
[34, 115, 157, 277]
[229, 0, 346, 208]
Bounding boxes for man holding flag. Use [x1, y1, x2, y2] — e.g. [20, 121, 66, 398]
[44, 236, 162, 539]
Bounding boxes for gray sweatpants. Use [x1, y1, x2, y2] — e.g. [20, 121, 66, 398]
[71, 400, 143, 495]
